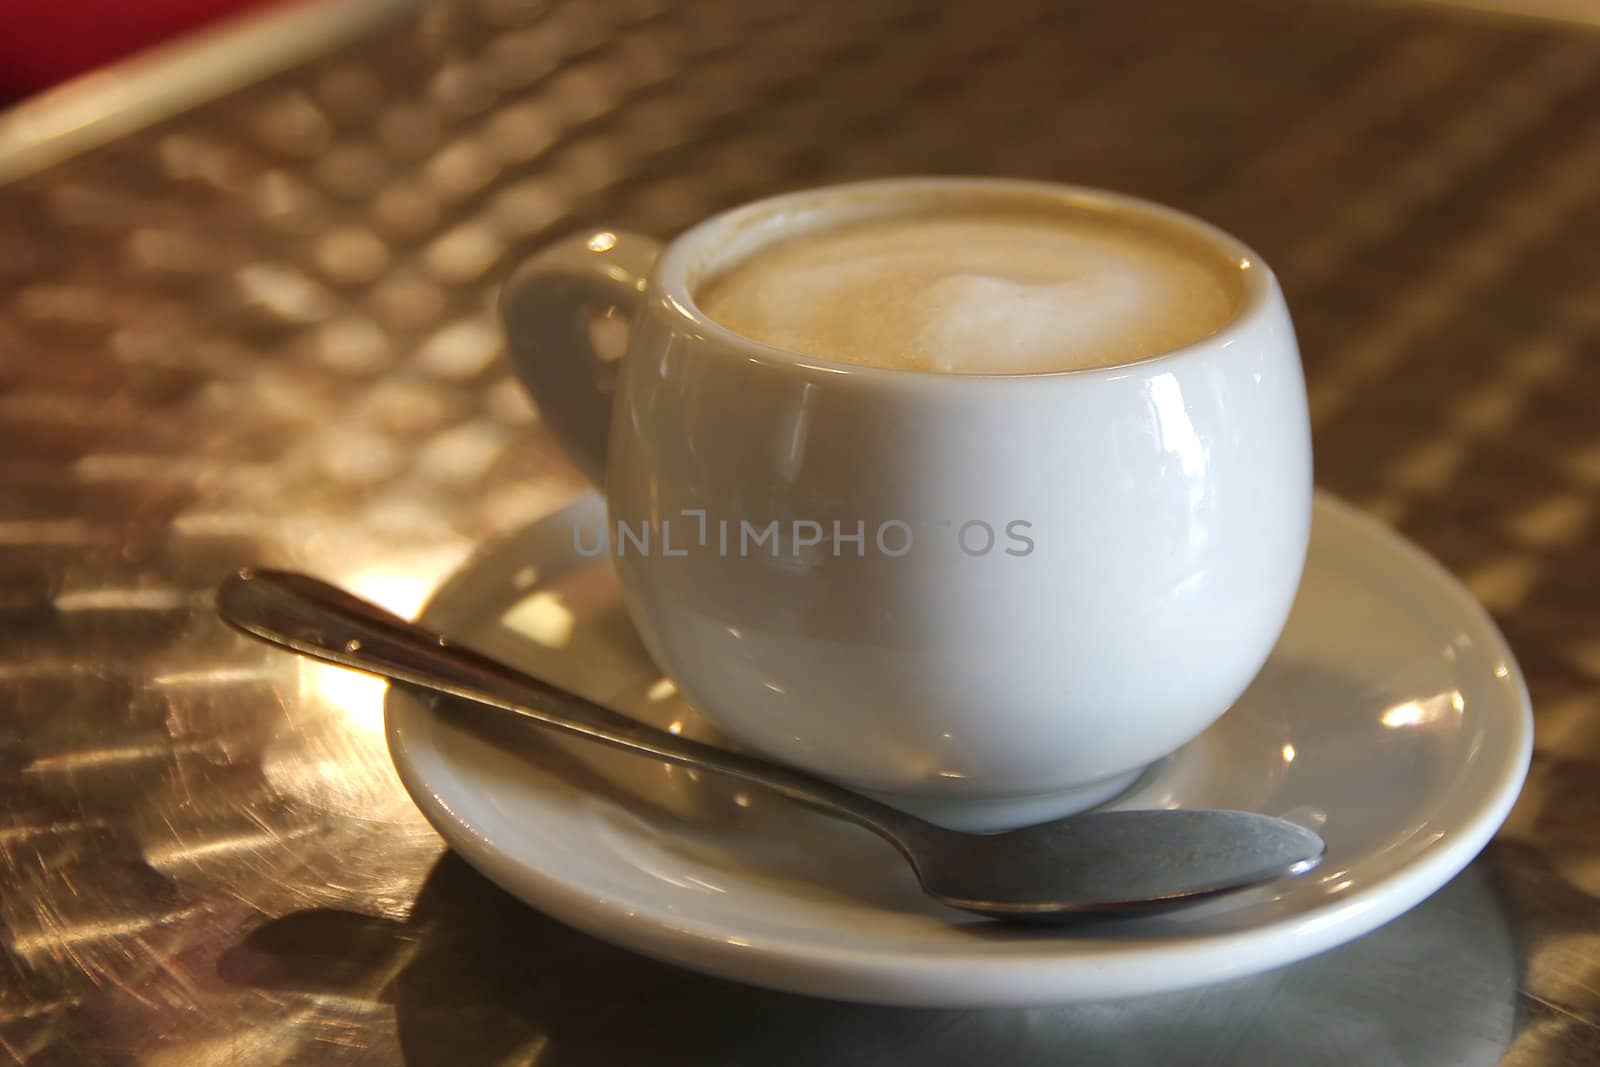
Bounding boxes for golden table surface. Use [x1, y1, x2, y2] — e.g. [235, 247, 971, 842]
[2, 0, 1599, 1062]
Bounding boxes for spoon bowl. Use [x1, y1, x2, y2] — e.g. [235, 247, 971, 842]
[901, 809, 1322, 920]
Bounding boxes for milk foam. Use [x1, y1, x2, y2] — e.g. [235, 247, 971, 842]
[697, 211, 1239, 374]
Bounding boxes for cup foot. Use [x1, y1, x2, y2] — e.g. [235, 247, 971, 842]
[865, 766, 1148, 833]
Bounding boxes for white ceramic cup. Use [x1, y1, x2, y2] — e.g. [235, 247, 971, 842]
[500, 177, 1312, 831]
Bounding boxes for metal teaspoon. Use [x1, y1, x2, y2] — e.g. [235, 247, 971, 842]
[216, 569, 1323, 922]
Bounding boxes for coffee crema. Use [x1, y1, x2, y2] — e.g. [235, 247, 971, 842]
[696, 208, 1242, 374]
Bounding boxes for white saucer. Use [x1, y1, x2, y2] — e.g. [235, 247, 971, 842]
[384, 491, 1531, 1007]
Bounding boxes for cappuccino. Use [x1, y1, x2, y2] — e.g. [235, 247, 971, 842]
[698, 208, 1241, 374]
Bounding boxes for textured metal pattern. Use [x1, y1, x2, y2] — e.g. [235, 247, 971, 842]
[2, 0, 1599, 1062]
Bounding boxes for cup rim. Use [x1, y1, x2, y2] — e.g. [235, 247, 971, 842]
[651, 176, 1278, 383]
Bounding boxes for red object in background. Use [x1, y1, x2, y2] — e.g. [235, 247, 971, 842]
[0, 0, 283, 98]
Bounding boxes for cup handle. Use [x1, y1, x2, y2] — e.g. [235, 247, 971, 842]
[499, 229, 662, 483]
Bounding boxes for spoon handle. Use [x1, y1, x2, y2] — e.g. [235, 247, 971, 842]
[217, 569, 923, 840]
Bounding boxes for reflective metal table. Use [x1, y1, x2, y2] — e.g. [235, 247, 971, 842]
[3, 0, 1600, 1062]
